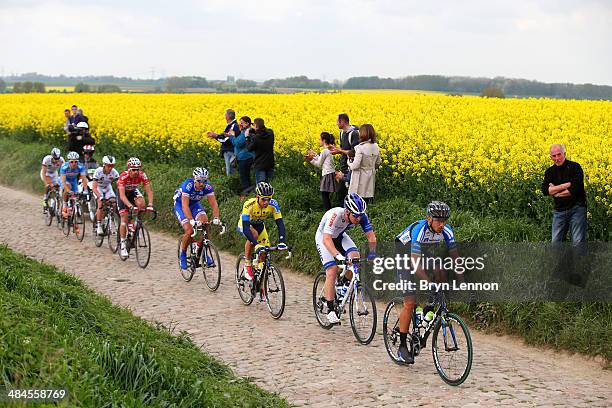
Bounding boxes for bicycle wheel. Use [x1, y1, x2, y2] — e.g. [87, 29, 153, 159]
[349, 282, 377, 345]
[178, 238, 195, 282]
[431, 312, 473, 386]
[202, 241, 221, 291]
[74, 203, 85, 241]
[264, 263, 285, 319]
[94, 223, 104, 247]
[44, 192, 54, 226]
[108, 212, 120, 253]
[235, 254, 254, 305]
[382, 297, 407, 364]
[312, 271, 333, 329]
[62, 206, 71, 237]
[54, 198, 62, 229]
[134, 224, 151, 268]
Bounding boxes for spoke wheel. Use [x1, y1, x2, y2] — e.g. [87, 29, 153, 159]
[108, 212, 120, 253]
[264, 263, 285, 319]
[202, 241, 222, 291]
[383, 298, 407, 364]
[74, 203, 85, 241]
[178, 238, 195, 282]
[62, 205, 71, 237]
[134, 224, 151, 268]
[432, 312, 473, 386]
[312, 271, 333, 329]
[235, 254, 254, 305]
[44, 193, 55, 226]
[349, 282, 377, 345]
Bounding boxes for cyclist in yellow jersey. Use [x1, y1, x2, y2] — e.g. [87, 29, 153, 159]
[237, 182, 287, 280]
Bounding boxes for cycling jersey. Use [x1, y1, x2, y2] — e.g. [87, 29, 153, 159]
[41, 155, 65, 175]
[172, 178, 214, 205]
[316, 207, 373, 239]
[117, 170, 150, 192]
[93, 167, 120, 189]
[396, 219, 456, 255]
[237, 197, 285, 245]
[60, 162, 86, 182]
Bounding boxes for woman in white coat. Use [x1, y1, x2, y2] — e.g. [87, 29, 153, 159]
[349, 124, 380, 202]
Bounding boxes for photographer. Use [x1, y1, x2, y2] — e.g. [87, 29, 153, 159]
[67, 122, 95, 159]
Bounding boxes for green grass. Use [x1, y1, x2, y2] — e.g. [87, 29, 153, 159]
[0, 134, 610, 362]
[0, 245, 289, 407]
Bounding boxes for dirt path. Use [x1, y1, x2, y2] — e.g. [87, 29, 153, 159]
[0, 185, 610, 407]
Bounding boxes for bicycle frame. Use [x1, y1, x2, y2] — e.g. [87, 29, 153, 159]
[335, 258, 362, 316]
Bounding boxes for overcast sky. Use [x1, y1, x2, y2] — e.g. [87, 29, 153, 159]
[1, 0, 611, 84]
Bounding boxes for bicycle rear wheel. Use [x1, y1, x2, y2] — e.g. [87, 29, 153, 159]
[349, 282, 377, 345]
[382, 297, 408, 364]
[235, 254, 254, 305]
[312, 271, 333, 329]
[74, 203, 85, 241]
[264, 263, 285, 319]
[202, 241, 221, 291]
[178, 238, 195, 282]
[134, 224, 151, 268]
[432, 312, 473, 386]
[108, 212, 120, 253]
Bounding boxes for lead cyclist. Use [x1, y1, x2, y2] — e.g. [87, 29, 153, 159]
[40, 147, 64, 210]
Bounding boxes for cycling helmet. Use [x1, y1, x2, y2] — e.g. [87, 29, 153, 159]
[255, 182, 274, 197]
[127, 157, 141, 169]
[83, 145, 95, 154]
[193, 167, 209, 180]
[67, 151, 80, 161]
[102, 155, 116, 165]
[426, 201, 451, 220]
[76, 121, 89, 129]
[51, 147, 61, 159]
[344, 193, 367, 215]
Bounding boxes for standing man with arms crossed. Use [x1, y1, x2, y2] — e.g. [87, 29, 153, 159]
[330, 113, 360, 206]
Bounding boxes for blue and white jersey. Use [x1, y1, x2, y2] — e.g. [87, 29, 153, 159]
[315, 207, 373, 240]
[173, 178, 214, 206]
[59, 162, 86, 182]
[396, 219, 456, 254]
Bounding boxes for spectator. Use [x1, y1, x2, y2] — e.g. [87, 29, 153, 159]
[541, 144, 587, 243]
[207, 109, 240, 176]
[329, 113, 360, 206]
[70, 104, 78, 121]
[348, 124, 380, 203]
[67, 122, 95, 158]
[305, 132, 338, 211]
[63, 109, 73, 133]
[229, 116, 255, 199]
[246, 117, 275, 184]
[75, 108, 89, 124]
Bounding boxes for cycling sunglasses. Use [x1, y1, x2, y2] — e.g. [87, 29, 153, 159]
[259, 197, 272, 202]
[194, 179, 206, 184]
[69, 160, 78, 164]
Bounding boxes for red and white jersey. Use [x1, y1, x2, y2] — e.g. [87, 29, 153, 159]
[117, 170, 150, 192]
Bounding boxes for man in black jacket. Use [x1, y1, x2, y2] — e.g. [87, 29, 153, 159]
[246, 118, 275, 184]
[541, 144, 587, 243]
[330, 113, 360, 206]
[207, 109, 240, 176]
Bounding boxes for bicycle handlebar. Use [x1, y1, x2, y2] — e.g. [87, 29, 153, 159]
[189, 220, 227, 238]
[255, 245, 293, 260]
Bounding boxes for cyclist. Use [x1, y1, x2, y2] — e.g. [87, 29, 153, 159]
[41, 147, 65, 211]
[315, 193, 377, 324]
[117, 157, 154, 258]
[59, 151, 89, 220]
[82, 145, 98, 172]
[237, 182, 287, 280]
[394, 201, 457, 364]
[92, 155, 120, 235]
[174, 167, 221, 270]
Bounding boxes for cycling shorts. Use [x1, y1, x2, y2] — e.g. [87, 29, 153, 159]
[118, 189, 143, 215]
[237, 222, 270, 246]
[40, 170, 60, 186]
[95, 185, 116, 201]
[315, 232, 358, 270]
[174, 202, 207, 225]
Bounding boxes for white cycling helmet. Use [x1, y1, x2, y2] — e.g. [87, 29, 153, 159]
[51, 147, 61, 159]
[127, 157, 141, 169]
[193, 167, 209, 180]
[76, 121, 89, 129]
[67, 151, 80, 161]
[102, 155, 116, 165]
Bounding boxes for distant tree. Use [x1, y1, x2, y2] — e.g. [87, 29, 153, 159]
[12, 82, 22, 93]
[33, 82, 46, 93]
[165, 76, 209, 91]
[236, 79, 257, 88]
[480, 87, 505, 98]
[97, 84, 122, 93]
[0, 79, 6, 93]
[22, 81, 34, 93]
[74, 82, 91, 93]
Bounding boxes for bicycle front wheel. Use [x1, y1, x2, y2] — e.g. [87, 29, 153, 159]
[74, 203, 85, 241]
[108, 212, 120, 253]
[235, 254, 254, 305]
[202, 241, 221, 291]
[178, 238, 195, 282]
[312, 271, 333, 329]
[349, 282, 377, 345]
[44, 194, 54, 226]
[134, 224, 151, 268]
[264, 263, 285, 319]
[431, 312, 473, 386]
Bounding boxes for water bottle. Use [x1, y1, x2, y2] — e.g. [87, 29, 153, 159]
[191, 241, 198, 254]
[423, 310, 434, 328]
[415, 306, 423, 328]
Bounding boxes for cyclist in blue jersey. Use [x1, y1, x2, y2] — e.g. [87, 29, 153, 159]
[395, 201, 458, 364]
[174, 167, 221, 270]
[60, 151, 89, 218]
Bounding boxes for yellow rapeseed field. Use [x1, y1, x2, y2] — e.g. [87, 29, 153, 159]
[0, 93, 610, 213]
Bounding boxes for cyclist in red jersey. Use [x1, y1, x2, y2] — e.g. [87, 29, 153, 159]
[117, 157, 154, 258]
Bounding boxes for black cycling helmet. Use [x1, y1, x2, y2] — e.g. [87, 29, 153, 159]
[255, 182, 274, 197]
[426, 201, 451, 220]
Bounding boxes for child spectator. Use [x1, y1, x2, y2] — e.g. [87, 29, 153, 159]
[305, 132, 338, 211]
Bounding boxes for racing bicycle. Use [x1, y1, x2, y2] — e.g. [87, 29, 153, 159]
[177, 220, 225, 291]
[93, 198, 120, 254]
[61, 192, 85, 241]
[119, 206, 156, 268]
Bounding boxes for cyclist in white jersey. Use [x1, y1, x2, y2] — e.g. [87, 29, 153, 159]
[40, 147, 65, 209]
[92, 155, 120, 235]
[315, 193, 377, 324]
